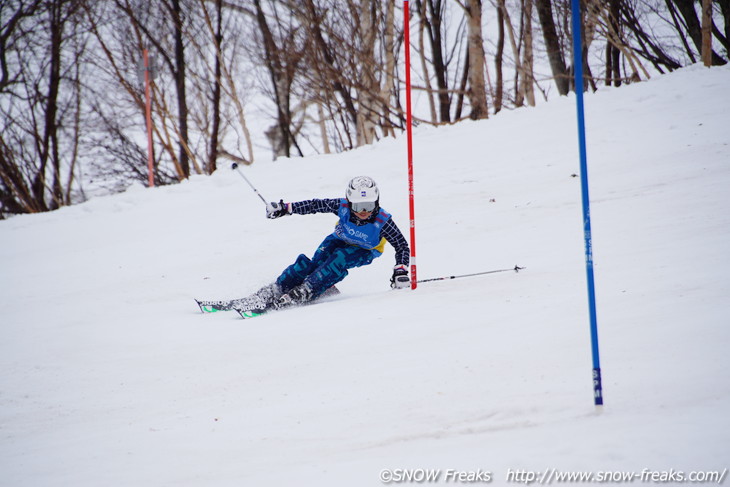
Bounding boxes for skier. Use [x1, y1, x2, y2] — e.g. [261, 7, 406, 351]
[241, 176, 411, 312]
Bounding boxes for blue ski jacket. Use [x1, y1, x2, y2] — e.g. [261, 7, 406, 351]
[291, 198, 410, 266]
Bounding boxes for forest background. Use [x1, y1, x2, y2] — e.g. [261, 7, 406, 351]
[1, 0, 728, 218]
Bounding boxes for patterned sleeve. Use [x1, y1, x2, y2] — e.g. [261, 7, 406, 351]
[382, 218, 410, 267]
[290, 198, 340, 215]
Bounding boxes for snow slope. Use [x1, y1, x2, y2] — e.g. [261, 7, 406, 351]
[2, 64, 729, 486]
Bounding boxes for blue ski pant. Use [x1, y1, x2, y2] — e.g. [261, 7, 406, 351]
[276, 234, 380, 298]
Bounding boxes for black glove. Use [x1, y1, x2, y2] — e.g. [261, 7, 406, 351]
[266, 199, 291, 219]
[390, 264, 410, 289]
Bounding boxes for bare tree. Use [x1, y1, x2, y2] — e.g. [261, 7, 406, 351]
[535, 0, 570, 95]
[84, 0, 183, 183]
[702, 0, 713, 65]
[416, 0, 439, 121]
[668, 0, 727, 65]
[605, 0, 622, 85]
[251, 0, 305, 159]
[494, 0, 505, 113]
[206, 0, 223, 172]
[379, 0, 398, 138]
[520, 0, 536, 105]
[459, 0, 489, 119]
[0, 0, 87, 217]
[720, 0, 730, 56]
[280, 0, 405, 152]
[4, 0, 729, 219]
[184, 0, 256, 167]
[156, 0, 191, 177]
[414, 0, 455, 123]
[291, 0, 359, 150]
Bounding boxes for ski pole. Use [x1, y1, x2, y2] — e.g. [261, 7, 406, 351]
[417, 265, 525, 284]
[231, 162, 269, 207]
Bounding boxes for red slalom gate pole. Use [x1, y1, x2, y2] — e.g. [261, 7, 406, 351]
[403, 0, 417, 289]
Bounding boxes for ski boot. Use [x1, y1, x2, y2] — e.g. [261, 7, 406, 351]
[273, 282, 314, 310]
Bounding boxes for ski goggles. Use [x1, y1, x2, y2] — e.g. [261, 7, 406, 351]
[350, 201, 377, 213]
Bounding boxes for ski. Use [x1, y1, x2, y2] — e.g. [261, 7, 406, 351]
[195, 299, 235, 313]
[196, 285, 340, 318]
[233, 286, 341, 319]
[236, 308, 268, 319]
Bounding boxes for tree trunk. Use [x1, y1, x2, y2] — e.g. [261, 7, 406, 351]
[34, 0, 65, 211]
[171, 0, 190, 178]
[494, 1, 505, 113]
[535, 0, 570, 95]
[498, 0, 524, 106]
[416, 0, 438, 123]
[417, 0, 451, 123]
[670, 0, 726, 65]
[701, 0, 712, 66]
[379, 0, 396, 137]
[301, 0, 358, 132]
[606, 0, 622, 86]
[454, 46, 469, 119]
[719, 0, 730, 56]
[521, 0, 536, 106]
[208, 0, 223, 173]
[430, 0, 451, 122]
[254, 0, 305, 158]
[465, 0, 488, 119]
[357, 0, 377, 145]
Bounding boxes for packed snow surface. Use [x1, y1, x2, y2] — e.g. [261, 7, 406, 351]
[2, 65, 729, 486]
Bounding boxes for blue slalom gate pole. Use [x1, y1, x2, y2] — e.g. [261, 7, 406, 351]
[571, 0, 603, 407]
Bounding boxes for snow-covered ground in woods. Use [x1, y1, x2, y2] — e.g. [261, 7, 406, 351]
[2, 64, 729, 486]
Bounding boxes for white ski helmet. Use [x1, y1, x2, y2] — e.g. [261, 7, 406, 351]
[346, 176, 379, 213]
